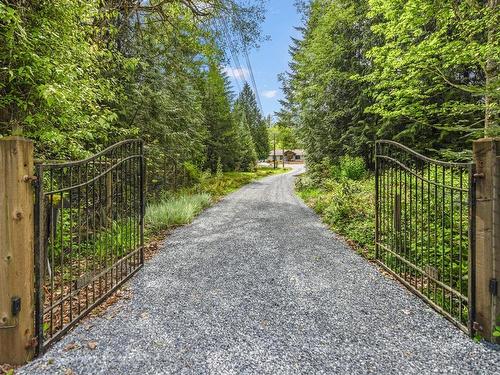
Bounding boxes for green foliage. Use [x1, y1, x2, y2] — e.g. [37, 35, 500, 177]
[494, 316, 500, 337]
[145, 193, 212, 232]
[280, 0, 377, 168]
[332, 156, 367, 181]
[235, 83, 270, 160]
[203, 64, 241, 172]
[269, 124, 299, 152]
[183, 162, 203, 184]
[235, 111, 258, 171]
[281, 0, 499, 169]
[296, 167, 376, 258]
[0, 1, 121, 158]
[367, 0, 499, 143]
[1, 1, 266, 185]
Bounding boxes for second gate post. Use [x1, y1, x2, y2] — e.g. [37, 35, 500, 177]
[0, 137, 36, 364]
[473, 138, 500, 342]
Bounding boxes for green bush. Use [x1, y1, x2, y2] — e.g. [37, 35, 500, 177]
[296, 169, 375, 258]
[183, 162, 203, 184]
[333, 156, 366, 181]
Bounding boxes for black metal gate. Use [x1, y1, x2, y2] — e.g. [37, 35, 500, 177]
[375, 140, 475, 333]
[34, 140, 145, 353]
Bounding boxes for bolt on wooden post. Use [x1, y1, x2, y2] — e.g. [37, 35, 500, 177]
[0, 137, 35, 364]
[472, 138, 500, 342]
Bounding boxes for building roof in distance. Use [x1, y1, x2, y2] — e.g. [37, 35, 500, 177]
[269, 149, 305, 156]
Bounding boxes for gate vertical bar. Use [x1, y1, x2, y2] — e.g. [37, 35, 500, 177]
[375, 143, 379, 260]
[139, 140, 145, 264]
[468, 163, 476, 336]
[34, 163, 45, 355]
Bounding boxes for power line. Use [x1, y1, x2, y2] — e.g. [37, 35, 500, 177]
[242, 47, 263, 114]
[217, 20, 264, 115]
[225, 21, 263, 114]
[218, 20, 245, 94]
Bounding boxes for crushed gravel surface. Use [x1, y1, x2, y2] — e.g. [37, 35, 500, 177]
[20, 166, 500, 374]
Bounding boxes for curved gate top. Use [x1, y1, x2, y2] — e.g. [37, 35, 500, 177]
[34, 139, 145, 353]
[375, 140, 475, 333]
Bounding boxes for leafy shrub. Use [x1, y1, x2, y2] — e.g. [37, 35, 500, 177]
[322, 179, 375, 254]
[333, 156, 366, 181]
[294, 173, 314, 191]
[307, 156, 335, 183]
[183, 162, 202, 184]
[296, 169, 375, 258]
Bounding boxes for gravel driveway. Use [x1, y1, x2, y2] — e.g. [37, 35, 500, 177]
[21, 166, 500, 374]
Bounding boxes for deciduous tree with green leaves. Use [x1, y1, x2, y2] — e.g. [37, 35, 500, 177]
[367, 0, 499, 148]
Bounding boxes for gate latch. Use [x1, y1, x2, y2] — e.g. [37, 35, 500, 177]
[490, 279, 498, 296]
[11, 296, 21, 316]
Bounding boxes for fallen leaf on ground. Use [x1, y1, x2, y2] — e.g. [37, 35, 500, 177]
[63, 343, 78, 352]
[87, 341, 98, 350]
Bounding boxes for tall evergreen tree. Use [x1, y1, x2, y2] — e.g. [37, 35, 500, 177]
[235, 83, 270, 159]
[283, 0, 376, 168]
[203, 64, 239, 172]
[233, 102, 258, 171]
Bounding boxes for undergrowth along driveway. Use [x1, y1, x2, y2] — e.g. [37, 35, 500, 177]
[20, 165, 500, 375]
[144, 166, 289, 235]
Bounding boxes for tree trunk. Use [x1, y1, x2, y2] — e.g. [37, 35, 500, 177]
[484, 0, 498, 134]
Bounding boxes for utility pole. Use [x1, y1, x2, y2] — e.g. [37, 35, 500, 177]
[273, 133, 276, 169]
[282, 146, 285, 169]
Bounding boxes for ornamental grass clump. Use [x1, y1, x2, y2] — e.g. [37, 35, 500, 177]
[145, 193, 212, 232]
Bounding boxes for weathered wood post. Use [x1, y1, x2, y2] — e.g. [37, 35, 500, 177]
[473, 138, 500, 342]
[0, 137, 35, 364]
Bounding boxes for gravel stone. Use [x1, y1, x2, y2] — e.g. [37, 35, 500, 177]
[20, 166, 500, 374]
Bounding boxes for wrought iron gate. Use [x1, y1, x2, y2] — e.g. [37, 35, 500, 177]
[34, 140, 145, 353]
[375, 140, 475, 333]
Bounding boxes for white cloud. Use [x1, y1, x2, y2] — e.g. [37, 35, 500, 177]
[223, 67, 249, 80]
[262, 90, 278, 98]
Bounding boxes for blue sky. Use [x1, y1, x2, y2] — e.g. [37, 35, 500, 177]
[224, 1, 302, 120]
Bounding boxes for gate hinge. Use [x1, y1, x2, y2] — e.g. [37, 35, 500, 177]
[473, 321, 483, 332]
[490, 279, 498, 296]
[25, 336, 38, 349]
[23, 174, 39, 187]
[473, 173, 484, 179]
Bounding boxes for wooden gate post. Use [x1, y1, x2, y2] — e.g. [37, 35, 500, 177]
[473, 138, 500, 342]
[0, 137, 35, 364]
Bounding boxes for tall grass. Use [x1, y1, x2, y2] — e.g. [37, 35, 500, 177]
[145, 193, 212, 232]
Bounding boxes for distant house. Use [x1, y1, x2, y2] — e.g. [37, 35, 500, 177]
[268, 149, 305, 164]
